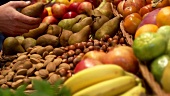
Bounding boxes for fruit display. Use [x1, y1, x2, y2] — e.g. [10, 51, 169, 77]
[118, 0, 170, 95]
[1, 0, 170, 95]
[132, 27, 170, 95]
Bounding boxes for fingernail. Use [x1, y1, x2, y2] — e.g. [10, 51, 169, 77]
[25, 1, 31, 4]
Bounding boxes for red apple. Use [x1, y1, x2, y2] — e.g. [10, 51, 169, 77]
[42, 16, 58, 24]
[41, 8, 48, 19]
[123, 0, 146, 10]
[82, 50, 107, 62]
[102, 46, 139, 74]
[68, 2, 81, 13]
[74, 58, 103, 73]
[77, 1, 93, 15]
[62, 11, 78, 19]
[51, 3, 68, 19]
[85, 0, 101, 8]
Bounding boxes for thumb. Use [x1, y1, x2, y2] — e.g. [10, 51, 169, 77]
[9, 1, 31, 8]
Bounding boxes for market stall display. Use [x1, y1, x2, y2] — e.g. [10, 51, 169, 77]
[0, 0, 170, 95]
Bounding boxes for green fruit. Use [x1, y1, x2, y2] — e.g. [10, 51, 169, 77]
[159, 26, 170, 56]
[132, 32, 167, 61]
[165, 39, 170, 56]
[68, 25, 91, 45]
[150, 55, 170, 83]
[161, 62, 170, 93]
[21, 2, 45, 17]
[157, 25, 170, 41]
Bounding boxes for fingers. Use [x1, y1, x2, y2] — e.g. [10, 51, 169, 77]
[9, 11, 41, 25]
[15, 12, 42, 25]
[8, 1, 31, 8]
[8, 1, 42, 25]
[13, 20, 40, 32]
[20, 15, 42, 25]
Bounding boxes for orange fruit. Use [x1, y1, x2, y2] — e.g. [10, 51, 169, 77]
[123, 13, 142, 35]
[156, 6, 170, 27]
[135, 24, 158, 38]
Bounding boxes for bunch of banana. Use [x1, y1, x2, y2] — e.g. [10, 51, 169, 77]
[63, 64, 146, 96]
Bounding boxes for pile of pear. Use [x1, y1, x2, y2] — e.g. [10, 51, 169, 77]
[2, 0, 123, 55]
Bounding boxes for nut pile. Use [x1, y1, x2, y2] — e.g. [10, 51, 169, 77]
[0, 32, 129, 91]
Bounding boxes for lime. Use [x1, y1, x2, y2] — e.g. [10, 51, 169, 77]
[157, 26, 170, 56]
[165, 39, 170, 56]
[150, 55, 170, 83]
[132, 32, 167, 61]
[157, 25, 170, 41]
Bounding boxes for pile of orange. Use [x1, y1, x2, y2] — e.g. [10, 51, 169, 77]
[134, 6, 170, 38]
[135, 24, 158, 38]
[156, 6, 170, 27]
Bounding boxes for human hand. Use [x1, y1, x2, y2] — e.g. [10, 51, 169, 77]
[0, 1, 41, 36]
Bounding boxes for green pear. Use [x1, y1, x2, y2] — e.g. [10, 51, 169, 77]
[22, 38, 36, 50]
[95, 1, 114, 19]
[59, 29, 73, 47]
[95, 0, 108, 10]
[68, 25, 91, 45]
[72, 17, 93, 33]
[23, 22, 49, 39]
[91, 14, 109, 35]
[89, 10, 104, 17]
[95, 16, 121, 40]
[58, 14, 87, 30]
[3, 37, 25, 55]
[46, 24, 62, 36]
[21, 2, 45, 17]
[36, 34, 59, 47]
[15, 36, 25, 45]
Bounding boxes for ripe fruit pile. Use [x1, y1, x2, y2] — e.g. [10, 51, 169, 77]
[2, 0, 124, 55]
[114, 0, 170, 37]
[2, 0, 170, 95]
[0, 0, 144, 95]
[114, 0, 170, 95]
[130, 5, 170, 95]
[132, 26, 170, 94]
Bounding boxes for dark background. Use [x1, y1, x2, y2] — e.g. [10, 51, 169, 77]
[0, 0, 11, 5]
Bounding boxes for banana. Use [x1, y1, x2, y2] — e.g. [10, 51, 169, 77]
[63, 64, 125, 94]
[125, 71, 142, 84]
[73, 75, 137, 96]
[120, 83, 146, 96]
